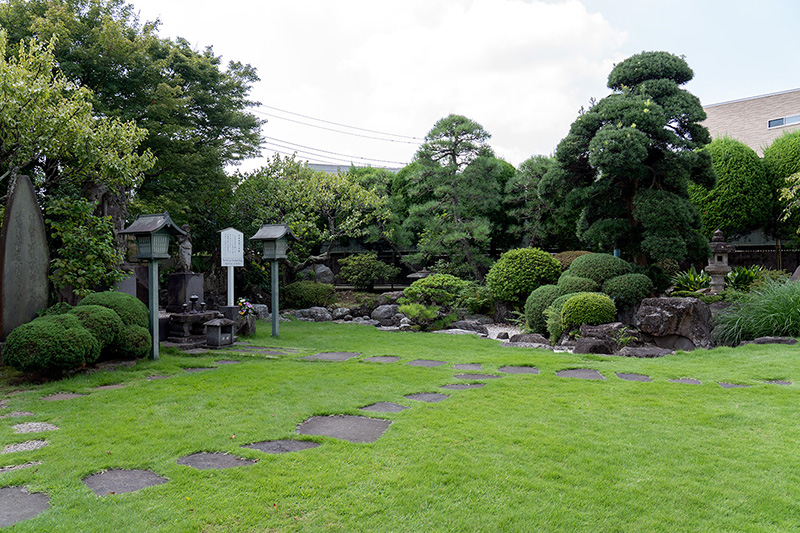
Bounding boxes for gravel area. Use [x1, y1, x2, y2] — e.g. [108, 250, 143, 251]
[2, 440, 48, 454]
[0, 462, 41, 474]
[486, 323, 522, 339]
[13, 423, 59, 434]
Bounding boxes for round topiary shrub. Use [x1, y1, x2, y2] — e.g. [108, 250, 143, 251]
[485, 248, 560, 307]
[69, 305, 124, 351]
[114, 324, 151, 359]
[602, 273, 653, 309]
[3, 314, 100, 373]
[557, 275, 600, 295]
[282, 281, 337, 309]
[37, 302, 73, 317]
[400, 273, 471, 307]
[78, 291, 148, 328]
[566, 253, 632, 285]
[544, 291, 587, 343]
[337, 252, 400, 291]
[553, 251, 593, 272]
[524, 284, 561, 334]
[561, 293, 617, 330]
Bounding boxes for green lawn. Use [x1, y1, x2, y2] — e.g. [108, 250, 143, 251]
[2, 320, 800, 531]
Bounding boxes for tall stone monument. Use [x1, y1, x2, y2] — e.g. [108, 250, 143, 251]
[0, 175, 49, 340]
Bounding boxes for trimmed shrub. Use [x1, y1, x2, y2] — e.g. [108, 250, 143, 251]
[400, 274, 471, 307]
[566, 253, 631, 285]
[557, 275, 600, 295]
[69, 305, 124, 351]
[282, 281, 336, 309]
[457, 282, 494, 315]
[544, 291, 587, 343]
[553, 250, 592, 271]
[37, 302, 73, 317]
[560, 293, 616, 330]
[78, 291, 148, 328]
[115, 325, 151, 359]
[485, 248, 560, 307]
[524, 284, 560, 334]
[602, 273, 653, 309]
[398, 302, 441, 331]
[714, 280, 800, 345]
[3, 314, 100, 373]
[337, 252, 400, 291]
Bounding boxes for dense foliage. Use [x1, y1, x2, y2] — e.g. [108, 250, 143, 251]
[484, 248, 560, 307]
[560, 292, 617, 330]
[770, 131, 800, 234]
[68, 304, 123, 351]
[602, 273, 653, 309]
[565, 253, 632, 285]
[544, 292, 586, 342]
[557, 275, 600, 295]
[3, 314, 100, 373]
[337, 252, 400, 291]
[399, 274, 472, 308]
[670, 266, 710, 292]
[553, 251, 593, 272]
[524, 284, 561, 335]
[281, 281, 337, 309]
[714, 281, 800, 345]
[78, 290, 149, 328]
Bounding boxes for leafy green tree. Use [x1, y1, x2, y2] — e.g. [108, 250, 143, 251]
[689, 137, 772, 239]
[546, 51, 715, 265]
[769, 131, 800, 233]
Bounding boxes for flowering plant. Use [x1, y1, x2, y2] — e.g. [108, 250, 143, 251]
[237, 297, 255, 316]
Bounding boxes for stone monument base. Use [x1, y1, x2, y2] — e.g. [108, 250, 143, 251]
[166, 273, 204, 313]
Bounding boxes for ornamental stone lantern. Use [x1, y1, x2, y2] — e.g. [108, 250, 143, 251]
[250, 224, 296, 337]
[706, 229, 735, 294]
[120, 213, 186, 359]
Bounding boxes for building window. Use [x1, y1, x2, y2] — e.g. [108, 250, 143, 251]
[769, 114, 800, 129]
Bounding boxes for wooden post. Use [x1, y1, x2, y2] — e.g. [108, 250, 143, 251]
[148, 259, 159, 360]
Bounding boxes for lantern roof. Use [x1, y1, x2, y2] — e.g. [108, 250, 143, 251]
[120, 213, 186, 236]
[249, 224, 296, 242]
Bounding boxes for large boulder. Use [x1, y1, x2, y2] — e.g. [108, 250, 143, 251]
[379, 291, 405, 305]
[635, 297, 713, 351]
[573, 337, 615, 355]
[509, 333, 550, 344]
[617, 346, 673, 358]
[332, 307, 351, 320]
[295, 307, 333, 322]
[371, 304, 399, 326]
[252, 304, 270, 320]
[448, 320, 489, 335]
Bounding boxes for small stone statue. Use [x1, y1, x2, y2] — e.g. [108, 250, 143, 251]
[177, 224, 192, 272]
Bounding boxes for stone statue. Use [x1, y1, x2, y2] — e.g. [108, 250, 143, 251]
[177, 224, 192, 272]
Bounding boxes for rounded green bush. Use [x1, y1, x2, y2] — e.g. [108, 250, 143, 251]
[3, 314, 99, 373]
[566, 253, 632, 285]
[553, 251, 592, 272]
[114, 324, 151, 359]
[78, 291, 148, 328]
[543, 291, 587, 342]
[524, 284, 560, 334]
[400, 273, 471, 307]
[602, 273, 653, 309]
[561, 293, 617, 330]
[557, 275, 600, 295]
[282, 281, 336, 309]
[338, 252, 400, 290]
[485, 248, 560, 307]
[69, 305, 124, 351]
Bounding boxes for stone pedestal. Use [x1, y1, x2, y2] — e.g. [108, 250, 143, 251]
[205, 318, 236, 348]
[167, 311, 218, 345]
[167, 273, 204, 313]
[219, 306, 239, 321]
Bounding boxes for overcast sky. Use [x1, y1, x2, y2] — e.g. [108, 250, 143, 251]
[129, 0, 800, 171]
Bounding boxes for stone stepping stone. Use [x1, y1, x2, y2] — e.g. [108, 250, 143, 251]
[765, 380, 792, 385]
[2, 440, 48, 454]
[440, 383, 486, 390]
[0, 462, 41, 474]
[454, 373, 501, 380]
[0, 399, 8, 409]
[364, 356, 400, 363]
[13, 422, 58, 434]
[297, 415, 392, 443]
[215, 360, 241, 365]
[146, 375, 173, 381]
[302, 352, 359, 362]
[453, 363, 482, 370]
[243, 440, 320, 454]
[498, 366, 539, 375]
[616, 373, 652, 382]
[177, 452, 255, 470]
[184, 348, 210, 355]
[670, 378, 702, 385]
[93, 384, 126, 391]
[556, 369, 605, 380]
[718, 382, 751, 389]
[360, 402, 410, 413]
[0, 486, 49, 527]
[404, 392, 449, 403]
[407, 359, 448, 368]
[82, 469, 168, 496]
[0, 411, 35, 419]
[41, 393, 86, 401]
[184, 367, 216, 373]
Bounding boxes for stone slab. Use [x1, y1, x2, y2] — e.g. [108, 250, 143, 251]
[177, 452, 255, 470]
[243, 440, 320, 454]
[41, 393, 86, 401]
[407, 359, 448, 368]
[184, 367, 216, 373]
[718, 382, 751, 389]
[670, 378, 702, 385]
[214, 360, 241, 365]
[92, 384, 126, 391]
[2, 440, 48, 454]
[297, 415, 392, 443]
[13, 422, 58, 434]
[453, 363, 482, 370]
[146, 375, 173, 381]
[0, 411, 34, 419]
[364, 356, 401, 363]
[498, 366, 540, 374]
[82, 469, 168, 496]
[454, 373, 500, 380]
[360, 402, 410, 413]
[0, 461, 41, 474]
[302, 352, 360, 362]
[404, 392, 449, 403]
[440, 383, 486, 390]
[616, 373, 653, 382]
[0, 486, 49, 527]
[556, 369, 606, 380]
[765, 380, 792, 385]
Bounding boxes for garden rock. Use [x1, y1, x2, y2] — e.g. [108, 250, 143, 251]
[580, 322, 641, 345]
[433, 329, 483, 336]
[573, 337, 616, 355]
[617, 346, 674, 358]
[509, 333, 549, 344]
[252, 304, 270, 319]
[352, 317, 380, 326]
[448, 320, 489, 335]
[636, 297, 713, 351]
[82, 469, 168, 496]
[0, 487, 49, 527]
[297, 415, 392, 443]
[496, 331, 509, 340]
[792, 265, 800, 281]
[295, 307, 333, 322]
[332, 307, 351, 320]
[371, 304, 399, 326]
[739, 336, 798, 346]
[379, 291, 405, 304]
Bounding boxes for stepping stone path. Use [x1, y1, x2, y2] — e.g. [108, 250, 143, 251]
[365, 356, 400, 363]
[13, 422, 58, 434]
[184, 367, 216, 372]
[302, 352, 359, 362]
[670, 378, 702, 385]
[766, 380, 792, 385]
[407, 359, 448, 367]
[41, 393, 86, 401]
[297, 415, 392, 443]
[441, 383, 485, 390]
[215, 360, 241, 365]
[243, 440, 320, 454]
[0, 411, 34, 419]
[82, 469, 168, 496]
[454, 373, 500, 380]
[0, 399, 8, 409]
[0, 486, 49, 527]
[0, 462, 41, 474]
[719, 382, 751, 389]
[177, 452, 255, 469]
[498, 366, 539, 374]
[361, 402, 410, 413]
[616, 373, 653, 382]
[2, 441, 48, 454]
[556, 369, 605, 380]
[404, 392, 449, 403]
[92, 384, 125, 391]
[146, 375, 172, 380]
[453, 363, 482, 370]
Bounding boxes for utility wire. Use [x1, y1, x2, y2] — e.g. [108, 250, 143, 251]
[262, 142, 397, 169]
[254, 109, 421, 144]
[261, 136, 407, 166]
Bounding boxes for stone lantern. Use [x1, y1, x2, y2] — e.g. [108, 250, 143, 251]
[120, 213, 186, 359]
[706, 229, 735, 294]
[250, 224, 295, 337]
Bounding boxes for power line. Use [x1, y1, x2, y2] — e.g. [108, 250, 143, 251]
[258, 104, 424, 141]
[261, 136, 407, 166]
[254, 109, 421, 144]
[262, 143, 397, 170]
